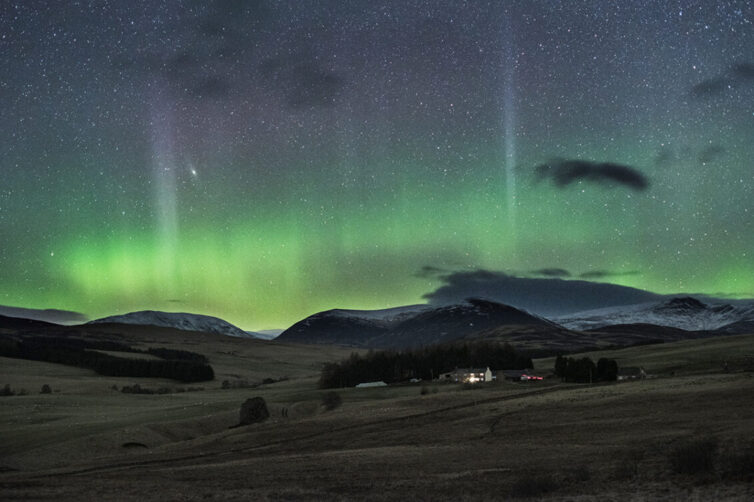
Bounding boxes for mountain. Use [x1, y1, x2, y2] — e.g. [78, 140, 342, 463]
[89, 311, 259, 339]
[557, 297, 754, 333]
[276, 299, 554, 348]
[0, 314, 60, 331]
[0, 305, 87, 324]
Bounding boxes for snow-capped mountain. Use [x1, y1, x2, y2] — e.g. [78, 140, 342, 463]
[322, 304, 433, 322]
[276, 299, 555, 348]
[90, 311, 262, 339]
[557, 297, 754, 332]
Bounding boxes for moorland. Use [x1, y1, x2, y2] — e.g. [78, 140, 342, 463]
[1, 321, 753, 500]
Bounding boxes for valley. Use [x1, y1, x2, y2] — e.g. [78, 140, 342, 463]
[2, 317, 753, 500]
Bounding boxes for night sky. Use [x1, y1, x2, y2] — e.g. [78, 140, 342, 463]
[2, 1, 753, 330]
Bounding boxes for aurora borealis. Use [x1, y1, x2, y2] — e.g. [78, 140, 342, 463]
[1, 1, 753, 330]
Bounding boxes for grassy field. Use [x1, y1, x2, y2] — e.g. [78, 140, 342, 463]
[1, 329, 753, 500]
[535, 332, 754, 376]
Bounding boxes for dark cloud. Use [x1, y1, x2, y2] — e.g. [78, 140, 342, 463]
[166, 52, 201, 72]
[690, 77, 733, 98]
[0, 305, 88, 324]
[535, 158, 649, 191]
[690, 61, 754, 98]
[260, 54, 345, 109]
[579, 270, 640, 279]
[190, 76, 231, 99]
[422, 269, 662, 316]
[530, 268, 571, 278]
[698, 145, 726, 164]
[110, 1, 272, 99]
[732, 62, 754, 80]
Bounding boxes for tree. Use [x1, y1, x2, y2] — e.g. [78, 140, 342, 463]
[554, 355, 567, 379]
[597, 358, 618, 381]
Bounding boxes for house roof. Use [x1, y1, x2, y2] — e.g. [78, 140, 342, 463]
[453, 367, 489, 374]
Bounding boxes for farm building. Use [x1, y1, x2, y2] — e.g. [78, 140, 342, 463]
[438, 367, 492, 383]
[497, 369, 543, 382]
[617, 367, 646, 381]
[355, 381, 388, 388]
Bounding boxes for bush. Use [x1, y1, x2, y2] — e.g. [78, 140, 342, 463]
[321, 391, 342, 411]
[668, 436, 718, 475]
[239, 397, 269, 425]
[40, 384, 52, 394]
[420, 385, 429, 395]
[121, 384, 154, 394]
[0, 384, 14, 396]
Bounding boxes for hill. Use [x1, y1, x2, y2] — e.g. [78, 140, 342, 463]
[89, 311, 265, 339]
[277, 298, 553, 348]
[1, 331, 753, 500]
[557, 296, 754, 332]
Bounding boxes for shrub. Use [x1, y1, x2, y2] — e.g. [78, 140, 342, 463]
[40, 384, 52, 394]
[239, 397, 269, 425]
[668, 436, 718, 475]
[121, 384, 154, 394]
[0, 384, 14, 396]
[420, 385, 429, 395]
[321, 391, 342, 411]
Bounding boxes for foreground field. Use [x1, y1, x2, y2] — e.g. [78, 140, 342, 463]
[2, 332, 754, 500]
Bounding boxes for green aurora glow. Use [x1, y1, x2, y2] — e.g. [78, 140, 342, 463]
[1, 2, 752, 329]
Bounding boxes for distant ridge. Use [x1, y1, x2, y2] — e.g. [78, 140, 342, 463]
[277, 298, 556, 348]
[557, 296, 754, 333]
[89, 311, 264, 339]
[0, 314, 60, 331]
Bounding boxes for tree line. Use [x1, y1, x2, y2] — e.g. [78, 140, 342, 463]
[554, 355, 617, 383]
[320, 341, 533, 389]
[0, 335, 214, 383]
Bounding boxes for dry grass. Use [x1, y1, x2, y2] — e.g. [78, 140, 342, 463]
[2, 329, 754, 500]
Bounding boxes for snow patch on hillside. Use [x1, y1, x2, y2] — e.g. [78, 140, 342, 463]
[90, 311, 262, 339]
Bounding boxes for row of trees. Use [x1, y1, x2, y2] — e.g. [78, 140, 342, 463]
[0, 335, 214, 383]
[554, 355, 618, 383]
[320, 342, 533, 388]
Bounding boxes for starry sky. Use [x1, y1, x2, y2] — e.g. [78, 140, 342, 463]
[1, 1, 753, 330]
